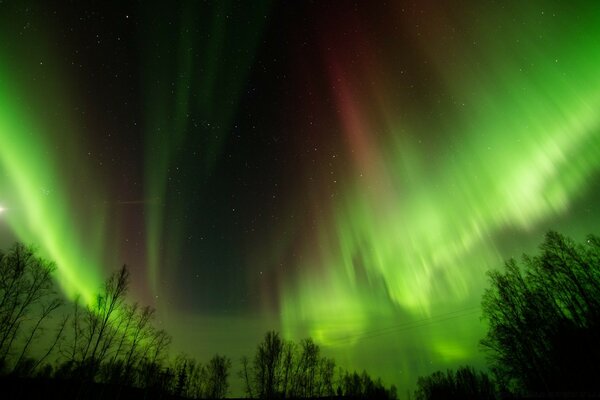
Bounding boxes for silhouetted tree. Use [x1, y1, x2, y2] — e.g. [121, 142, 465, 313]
[103, 302, 138, 384]
[188, 359, 207, 399]
[289, 337, 319, 397]
[31, 313, 69, 373]
[254, 330, 283, 399]
[63, 295, 83, 366]
[89, 265, 130, 364]
[241, 331, 396, 399]
[341, 369, 360, 397]
[414, 366, 495, 400]
[316, 356, 336, 397]
[337, 368, 396, 399]
[206, 354, 231, 399]
[239, 355, 254, 398]
[279, 340, 295, 398]
[73, 264, 130, 382]
[121, 305, 154, 383]
[0, 244, 59, 370]
[147, 328, 171, 366]
[135, 326, 172, 397]
[481, 231, 600, 394]
[173, 353, 191, 397]
[0, 243, 397, 400]
[13, 297, 62, 374]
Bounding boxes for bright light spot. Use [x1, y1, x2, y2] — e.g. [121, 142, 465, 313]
[0, 206, 5, 214]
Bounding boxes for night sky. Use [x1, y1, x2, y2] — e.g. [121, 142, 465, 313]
[1, 0, 600, 395]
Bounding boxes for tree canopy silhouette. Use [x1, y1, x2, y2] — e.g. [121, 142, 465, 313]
[240, 330, 396, 399]
[0, 243, 61, 373]
[0, 242, 396, 399]
[414, 365, 495, 400]
[481, 231, 600, 394]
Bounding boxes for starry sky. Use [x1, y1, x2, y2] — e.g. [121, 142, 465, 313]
[1, 0, 600, 395]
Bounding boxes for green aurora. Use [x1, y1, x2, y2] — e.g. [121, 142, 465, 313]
[1, 0, 600, 395]
[0, 45, 105, 304]
[141, 0, 271, 294]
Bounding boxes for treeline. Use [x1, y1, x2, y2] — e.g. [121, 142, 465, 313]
[238, 331, 397, 399]
[0, 243, 231, 399]
[415, 366, 495, 400]
[0, 243, 396, 399]
[414, 231, 600, 399]
[6, 230, 595, 399]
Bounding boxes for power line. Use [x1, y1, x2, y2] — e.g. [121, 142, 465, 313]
[324, 306, 482, 345]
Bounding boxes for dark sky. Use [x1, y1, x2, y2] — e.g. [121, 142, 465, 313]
[1, 0, 600, 394]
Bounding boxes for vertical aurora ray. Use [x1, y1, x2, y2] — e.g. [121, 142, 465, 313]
[281, 1, 600, 388]
[141, 0, 271, 295]
[0, 41, 107, 303]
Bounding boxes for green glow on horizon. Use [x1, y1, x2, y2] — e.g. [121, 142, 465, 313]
[281, 2, 600, 388]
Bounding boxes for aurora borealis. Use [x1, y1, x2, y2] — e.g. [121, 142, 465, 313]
[1, 0, 600, 395]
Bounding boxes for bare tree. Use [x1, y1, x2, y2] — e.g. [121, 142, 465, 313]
[482, 231, 600, 393]
[173, 353, 191, 397]
[316, 357, 336, 397]
[239, 355, 254, 398]
[415, 366, 494, 400]
[13, 297, 63, 373]
[187, 359, 206, 399]
[297, 338, 319, 397]
[138, 328, 172, 398]
[79, 264, 130, 377]
[279, 340, 296, 398]
[62, 295, 83, 366]
[122, 305, 154, 381]
[254, 330, 283, 399]
[32, 313, 69, 372]
[206, 354, 232, 399]
[0, 244, 57, 365]
[148, 328, 171, 365]
[110, 303, 138, 366]
[89, 265, 130, 361]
